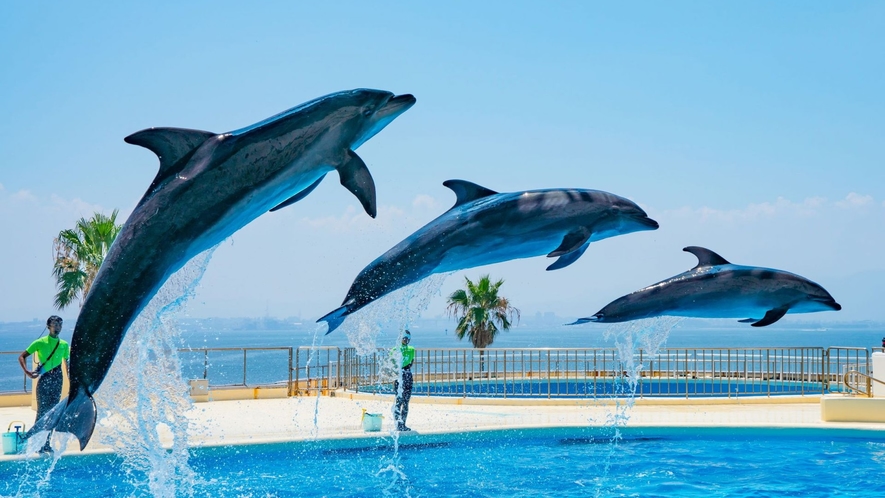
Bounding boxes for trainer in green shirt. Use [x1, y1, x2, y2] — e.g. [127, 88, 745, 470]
[25, 334, 70, 374]
[399, 339, 415, 369]
[19, 315, 70, 454]
[393, 330, 415, 431]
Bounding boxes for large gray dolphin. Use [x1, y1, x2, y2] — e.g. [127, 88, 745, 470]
[319, 180, 659, 333]
[29, 89, 416, 449]
[572, 246, 841, 326]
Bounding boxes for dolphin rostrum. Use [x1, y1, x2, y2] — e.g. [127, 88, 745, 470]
[319, 180, 659, 333]
[29, 89, 416, 449]
[572, 246, 841, 326]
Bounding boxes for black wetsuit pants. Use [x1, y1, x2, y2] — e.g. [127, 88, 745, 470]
[394, 368, 413, 429]
[35, 367, 63, 449]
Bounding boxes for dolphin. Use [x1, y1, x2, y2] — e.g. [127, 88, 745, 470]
[572, 246, 841, 326]
[319, 180, 659, 333]
[28, 89, 416, 449]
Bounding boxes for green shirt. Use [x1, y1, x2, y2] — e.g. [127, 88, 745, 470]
[400, 344, 415, 368]
[26, 336, 70, 372]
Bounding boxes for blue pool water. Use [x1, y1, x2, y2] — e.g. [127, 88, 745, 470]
[362, 378, 821, 398]
[3, 426, 885, 497]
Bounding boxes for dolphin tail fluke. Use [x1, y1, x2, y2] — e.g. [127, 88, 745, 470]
[25, 388, 97, 451]
[317, 306, 349, 335]
[567, 318, 594, 325]
[25, 397, 68, 438]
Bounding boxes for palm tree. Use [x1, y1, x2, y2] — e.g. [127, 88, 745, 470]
[52, 210, 122, 310]
[446, 275, 520, 371]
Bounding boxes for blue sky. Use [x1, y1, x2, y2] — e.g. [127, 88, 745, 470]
[1, 2, 883, 324]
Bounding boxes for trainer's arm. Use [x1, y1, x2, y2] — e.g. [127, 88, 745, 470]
[19, 351, 39, 379]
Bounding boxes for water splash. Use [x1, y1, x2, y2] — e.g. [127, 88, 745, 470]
[592, 316, 682, 498]
[94, 247, 217, 497]
[327, 274, 448, 496]
[304, 322, 327, 440]
[337, 274, 450, 355]
[4, 433, 73, 498]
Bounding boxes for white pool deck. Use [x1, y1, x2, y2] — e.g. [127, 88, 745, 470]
[2, 392, 884, 461]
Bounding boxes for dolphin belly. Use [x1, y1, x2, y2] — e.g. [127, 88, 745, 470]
[435, 234, 561, 272]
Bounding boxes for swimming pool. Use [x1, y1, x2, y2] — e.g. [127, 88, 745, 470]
[359, 378, 822, 398]
[3, 426, 884, 497]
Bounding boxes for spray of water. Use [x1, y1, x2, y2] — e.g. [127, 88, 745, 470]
[324, 274, 448, 497]
[336, 274, 450, 355]
[591, 316, 682, 498]
[304, 322, 327, 440]
[94, 247, 217, 497]
[4, 432, 74, 498]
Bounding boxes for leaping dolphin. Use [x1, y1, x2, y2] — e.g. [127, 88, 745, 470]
[572, 246, 841, 326]
[29, 89, 416, 449]
[319, 180, 659, 333]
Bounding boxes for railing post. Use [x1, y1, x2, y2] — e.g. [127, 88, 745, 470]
[823, 348, 829, 392]
[288, 347, 294, 397]
[242, 349, 248, 386]
[503, 350, 507, 399]
[295, 348, 301, 396]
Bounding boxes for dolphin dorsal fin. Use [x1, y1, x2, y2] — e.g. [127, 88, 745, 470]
[443, 180, 498, 209]
[683, 246, 731, 269]
[125, 127, 216, 179]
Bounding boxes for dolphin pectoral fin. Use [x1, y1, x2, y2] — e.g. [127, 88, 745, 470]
[24, 389, 97, 451]
[546, 244, 589, 271]
[737, 318, 757, 323]
[318, 306, 349, 335]
[337, 149, 376, 218]
[750, 307, 789, 327]
[548, 228, 592, 258]
[442, 180, 499, 209]
[270, 176, 325, 212]
[124, 127, 216, 179]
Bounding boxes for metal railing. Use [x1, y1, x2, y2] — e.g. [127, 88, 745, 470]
[0, 351, 31, 393]
[843, 371, 873, 396]
[825, 347, 870, 393]
[343, 347, 835, 398]
[177, 346, 293, 393]
[293, 347, 343, 396]
[0, 345, 877, 399]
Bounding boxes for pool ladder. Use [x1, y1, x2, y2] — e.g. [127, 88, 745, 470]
[842, 370, 885, 397]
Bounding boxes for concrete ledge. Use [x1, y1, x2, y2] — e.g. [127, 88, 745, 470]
[0, 394, 31, 409]
[208, 386, 288, 401]
[821, 394, 885, 423]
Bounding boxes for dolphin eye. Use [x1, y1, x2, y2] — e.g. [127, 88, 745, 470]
[363, 107, 375, 117]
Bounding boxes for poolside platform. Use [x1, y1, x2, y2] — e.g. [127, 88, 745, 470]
[2, 391, 884, 461]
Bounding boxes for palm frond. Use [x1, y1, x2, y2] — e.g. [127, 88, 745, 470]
[51, 210, 122, 310]
[445, 274, 520, 350]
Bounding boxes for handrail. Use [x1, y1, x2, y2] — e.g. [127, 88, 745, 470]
[0, 351, 30, 393]
[176, 346, 293, 390]
[842, 370, 885, 397]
